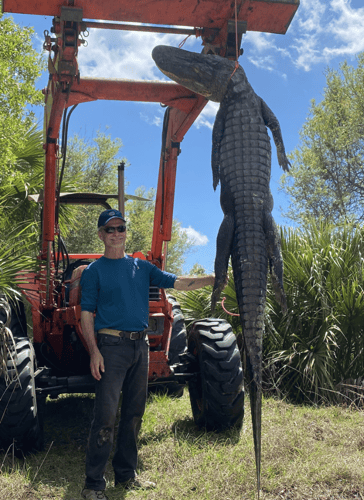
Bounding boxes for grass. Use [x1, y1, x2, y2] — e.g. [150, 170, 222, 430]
[0, 390, 364, 500]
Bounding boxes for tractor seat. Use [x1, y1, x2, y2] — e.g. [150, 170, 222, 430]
[69, 265, 88, 307]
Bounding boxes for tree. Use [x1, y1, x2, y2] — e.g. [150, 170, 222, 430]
[188, 263, 206, 275]
[0, 15, 44, 178]
[280, 53, 364, 225]
[63, 131, 125, 254]
[125, 187, 191, 275]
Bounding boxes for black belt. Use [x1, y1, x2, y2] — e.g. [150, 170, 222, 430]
[98, 328, 146, 340]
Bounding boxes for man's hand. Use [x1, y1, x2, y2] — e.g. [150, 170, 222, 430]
[81, 310, 105, 380]
[174, 274, 215, 291]
[90, 348, 105, 381]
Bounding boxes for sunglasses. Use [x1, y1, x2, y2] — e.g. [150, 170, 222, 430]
[103, 225, 126, 234]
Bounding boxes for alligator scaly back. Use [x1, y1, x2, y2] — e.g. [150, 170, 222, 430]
[152, 45, 289, 496]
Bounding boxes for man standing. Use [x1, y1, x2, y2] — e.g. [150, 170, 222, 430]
[80, 209, 215, 500]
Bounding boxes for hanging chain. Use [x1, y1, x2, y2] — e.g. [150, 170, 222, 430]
[0, 298, 20, 387]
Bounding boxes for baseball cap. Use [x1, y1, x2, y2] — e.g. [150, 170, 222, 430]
[98, 209, 126, 228]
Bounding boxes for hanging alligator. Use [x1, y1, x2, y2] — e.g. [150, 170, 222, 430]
[152, 44, 289, 494]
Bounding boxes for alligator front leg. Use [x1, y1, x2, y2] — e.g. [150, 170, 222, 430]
[212, 106, 225, 191]
[259, 96, 291, 172]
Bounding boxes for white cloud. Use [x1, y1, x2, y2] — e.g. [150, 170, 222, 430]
[194, 102, 219, 130]
[140, 110, 163, 127]
[244, 0, 364, 72]
[78, 29, 182, 80]
[180, 226, 209, 246]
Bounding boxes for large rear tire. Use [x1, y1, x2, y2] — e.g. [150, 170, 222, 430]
[187, 318, 244, 431]
[148, 295, 187, 397]
[0, 301, 43, 453]
[167, 295, 187, 366]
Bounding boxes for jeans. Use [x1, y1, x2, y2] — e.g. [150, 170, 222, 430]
[85, 333, 149, 490]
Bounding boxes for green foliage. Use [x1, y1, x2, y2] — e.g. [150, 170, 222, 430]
[0, 15, 45, 298]
[0, 126, 46, 298]
[126, 187, 191, 275]
[176, 266, 242, 333]
[125, 187, 156, 255]
[64, 131, 122, 193]
[0, 15, 45, 176]
[266, 220, 364, 403]
[0, 126, 43, 233]
[177, 221, 364, 404]
[280, 53, 364, 225]
[0, 231, 38, 300]
[62, 132, 125, 254]
[188, 263, 206, 275]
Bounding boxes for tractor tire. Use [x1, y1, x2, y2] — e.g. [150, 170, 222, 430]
[187, 318, 244, 431]
[0, 337, 44, 453]
[149, 295, 187, 398]
[167, 295, 187, 366]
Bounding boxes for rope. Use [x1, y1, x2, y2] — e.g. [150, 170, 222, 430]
[221, 297, 240, 317]
[179, 34, 191, 48]
[228, 0, 240, 81]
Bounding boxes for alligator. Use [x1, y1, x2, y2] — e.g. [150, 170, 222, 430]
[152, 44, 289, 493]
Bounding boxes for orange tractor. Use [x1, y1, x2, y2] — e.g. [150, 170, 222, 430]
[0, 0, 299, 452]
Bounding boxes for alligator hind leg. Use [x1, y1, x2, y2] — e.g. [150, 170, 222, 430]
[263, 206, 287, 313]
[211, 212, 234, 313]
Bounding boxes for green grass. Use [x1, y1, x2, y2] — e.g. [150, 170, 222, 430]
[0, 391, 364, 500]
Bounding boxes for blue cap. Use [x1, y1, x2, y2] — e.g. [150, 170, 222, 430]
[98, 209, 125, 228]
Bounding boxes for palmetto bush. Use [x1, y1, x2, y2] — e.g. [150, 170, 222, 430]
[266, 221, 364, 403]
[0, 126, 79, 300]
[177, 221, 364, 404]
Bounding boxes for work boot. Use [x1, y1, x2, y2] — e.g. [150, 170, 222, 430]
[116, 477, 156, 490]
[81, 488, 109, 500]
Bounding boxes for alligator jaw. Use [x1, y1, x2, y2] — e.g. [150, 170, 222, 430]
[152, 45, 235, 102]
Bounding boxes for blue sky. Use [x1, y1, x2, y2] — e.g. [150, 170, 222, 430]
[6, 0, 364, 273]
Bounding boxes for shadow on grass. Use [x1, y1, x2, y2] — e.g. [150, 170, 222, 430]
[139, 415, 241, 447]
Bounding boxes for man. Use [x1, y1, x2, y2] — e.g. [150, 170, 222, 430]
[80, 209, 215, 500]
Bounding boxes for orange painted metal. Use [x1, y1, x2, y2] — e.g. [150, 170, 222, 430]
[67, 79, 200, 112]
[149, 351, 173, 379]
[3, 0, 299, 34]
[42, 142, 58, 252]
[3, 0, 300, 380]
[151, 96, 207, 261]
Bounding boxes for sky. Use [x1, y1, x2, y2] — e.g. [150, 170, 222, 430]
[5, 0, 364, 273]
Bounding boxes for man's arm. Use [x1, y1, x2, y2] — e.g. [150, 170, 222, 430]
[174, 275, 215, 291]
[81, 310, 105, 381]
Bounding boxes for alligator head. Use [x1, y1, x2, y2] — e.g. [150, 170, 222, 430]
[152, 44, 248, 102]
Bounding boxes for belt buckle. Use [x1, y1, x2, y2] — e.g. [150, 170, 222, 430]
[129, 331, 139, 340]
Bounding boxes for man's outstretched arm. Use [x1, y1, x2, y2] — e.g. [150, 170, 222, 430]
[174, 275, 215, 291]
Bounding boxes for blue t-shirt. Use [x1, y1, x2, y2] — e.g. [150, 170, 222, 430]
[80, 255, 176, 332]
